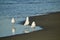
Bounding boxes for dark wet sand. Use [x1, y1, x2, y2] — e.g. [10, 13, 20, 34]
[0, 12, 60, 40]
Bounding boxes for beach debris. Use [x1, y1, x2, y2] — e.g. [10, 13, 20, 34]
[24, 17, 29, 26]
[12, 27, 16, 34]
[31, 21, 36, 31]
[11, 18, 15, 24]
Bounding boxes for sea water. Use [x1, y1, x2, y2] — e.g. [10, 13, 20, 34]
[0, 0, 60, 37]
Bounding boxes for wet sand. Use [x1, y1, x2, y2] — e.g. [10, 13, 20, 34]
[0, 12, 60, 40]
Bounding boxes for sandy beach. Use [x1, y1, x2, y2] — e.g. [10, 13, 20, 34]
[0, 12, 60, 40]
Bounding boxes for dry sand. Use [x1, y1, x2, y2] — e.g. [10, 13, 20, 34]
[0, 12, 60, 40]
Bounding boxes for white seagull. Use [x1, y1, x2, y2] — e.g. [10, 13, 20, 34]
[24, 17, 29, 26]
[31, 21, 36, 31]
[11, 18, 15, 24]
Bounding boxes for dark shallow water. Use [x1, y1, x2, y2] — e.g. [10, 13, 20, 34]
[0, 0, 60, 18]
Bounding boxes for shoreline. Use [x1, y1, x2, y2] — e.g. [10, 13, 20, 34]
[0, 11, 60, 40]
